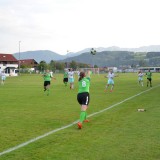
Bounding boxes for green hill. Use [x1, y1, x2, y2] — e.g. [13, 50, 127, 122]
[62, 51, 160, 67]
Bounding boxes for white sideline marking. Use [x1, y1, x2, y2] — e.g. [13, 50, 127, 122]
[0, 85, 159, 157]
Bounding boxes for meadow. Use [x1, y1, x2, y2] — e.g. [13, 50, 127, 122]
[0, 72, 159, 160]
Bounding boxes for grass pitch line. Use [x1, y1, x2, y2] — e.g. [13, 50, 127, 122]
[88, 85, 158, 117]
[0, 85, 159, 157]
[87, 85, 154, 117]
[0, 121, 78, 157]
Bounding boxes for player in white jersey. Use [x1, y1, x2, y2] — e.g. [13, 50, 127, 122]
[138, 70, 144, 86]
[1, 71, 6, 85]
[68, 68, 75, 89]
[104, 70, 117, 92]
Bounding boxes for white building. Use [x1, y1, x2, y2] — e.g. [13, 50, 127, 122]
[0, 53, 18, 76]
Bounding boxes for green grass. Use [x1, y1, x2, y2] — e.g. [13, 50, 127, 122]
[0, 73, 160, 160]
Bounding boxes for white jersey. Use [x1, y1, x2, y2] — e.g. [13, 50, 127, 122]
[68, 71, 74, 79]
[138, 73, 143, 77]
[108, 72, 115, 80]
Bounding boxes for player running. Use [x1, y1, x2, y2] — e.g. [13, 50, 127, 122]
[43, 70, 55, 96]
[63, 69, 68, 86]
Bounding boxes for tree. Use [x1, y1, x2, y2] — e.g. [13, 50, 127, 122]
[20, 64, 29, 69]
[70, 61, 77, 70]
[49, 60, 56, 72]
[38, 61, 48, 72]
[55, 62, 65, 70]
[94, 65, 98, 68]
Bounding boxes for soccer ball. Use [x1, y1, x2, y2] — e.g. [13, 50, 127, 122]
[90, 48, 96, 55]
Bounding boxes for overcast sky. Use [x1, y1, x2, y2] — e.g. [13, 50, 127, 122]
[0, 0, 160, 55]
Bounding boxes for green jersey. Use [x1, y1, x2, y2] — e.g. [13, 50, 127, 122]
[64, 72, 68, 78]
[78, 77, 90, 93]
[44, 73, 52, 81]
[146, 72, 152, 78]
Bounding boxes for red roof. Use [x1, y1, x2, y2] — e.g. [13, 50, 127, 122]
[20, 59, 38, 65]
[0, 54, 18, 62]
[20, 59, 38, 68]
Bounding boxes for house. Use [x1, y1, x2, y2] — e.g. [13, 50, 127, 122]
[0, 53, 18, 69]
[20, 59, 38, 70]
[0, 53, 18, 76]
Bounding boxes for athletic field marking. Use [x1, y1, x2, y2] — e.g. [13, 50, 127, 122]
[0, 85, 159, 157]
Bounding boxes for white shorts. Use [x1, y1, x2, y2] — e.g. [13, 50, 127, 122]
[69, 78, 74, 83]
[138, 77, 143, 81]
[1, 76, 6, 81]
[108, 79, 114, 85]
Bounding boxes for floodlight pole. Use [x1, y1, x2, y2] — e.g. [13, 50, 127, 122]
[18, 41, 21, 75]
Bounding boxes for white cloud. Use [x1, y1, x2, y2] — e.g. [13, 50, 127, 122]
[0, 0, 160, 54]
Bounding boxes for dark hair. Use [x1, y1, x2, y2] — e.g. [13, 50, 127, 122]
[79, 72, 85, 81]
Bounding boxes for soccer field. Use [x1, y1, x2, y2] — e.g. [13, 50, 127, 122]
[0, 73, 160, 160]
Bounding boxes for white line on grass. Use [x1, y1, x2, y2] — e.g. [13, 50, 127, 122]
[0, 85, 159, 157]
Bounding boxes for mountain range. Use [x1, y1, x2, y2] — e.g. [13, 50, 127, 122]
[13, 45, 160, 67]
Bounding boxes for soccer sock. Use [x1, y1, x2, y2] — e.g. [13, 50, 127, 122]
[111, 85, 114, 91]
[84, 112, 87, 120]
[47, 89, 50, 95]
[80, 111, 86, 123]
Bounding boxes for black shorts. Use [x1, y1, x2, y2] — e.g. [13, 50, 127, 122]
[44, 81, 50, 87]
[63, 78, 68, 83]
[147, 78, 152, 81]
[77, 92, 90, 105]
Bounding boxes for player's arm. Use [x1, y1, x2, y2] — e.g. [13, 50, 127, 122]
[87, 70, 92, 77]
[42, 73, 46, 77]
[86, 71, 91, 80]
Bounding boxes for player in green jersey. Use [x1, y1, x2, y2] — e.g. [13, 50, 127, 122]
[146, 69, 152, 87]
[63, 69, 68, 86]
[77, 71, 91, 129]
[43, 70, 55, 95]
